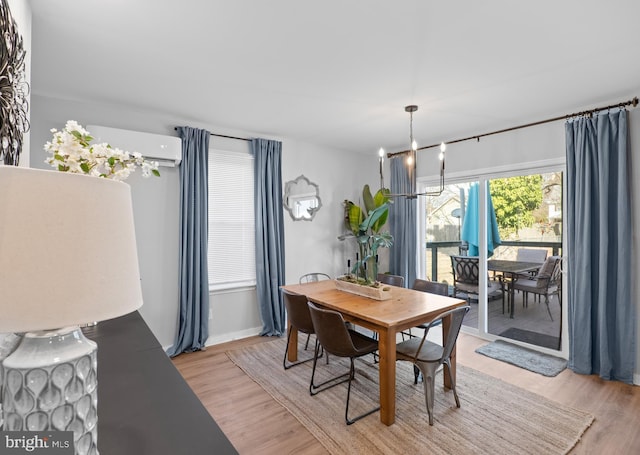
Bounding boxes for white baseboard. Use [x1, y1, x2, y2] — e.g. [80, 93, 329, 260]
[162, 327, 264, 352]
[205, 327, 263, 347]
[634, 373, 640, 386]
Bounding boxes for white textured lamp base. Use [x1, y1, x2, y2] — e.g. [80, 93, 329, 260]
[2, 327, 99, 455]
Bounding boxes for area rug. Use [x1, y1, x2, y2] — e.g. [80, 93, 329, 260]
[227, 338, 592, 455]
[499, 327, 561, 350]
[476, 339, 567, 377]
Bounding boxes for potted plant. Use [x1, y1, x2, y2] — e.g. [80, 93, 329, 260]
[341, 184, 393, 285]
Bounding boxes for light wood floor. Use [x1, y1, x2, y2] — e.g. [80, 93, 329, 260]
[173, 333, 640, 454]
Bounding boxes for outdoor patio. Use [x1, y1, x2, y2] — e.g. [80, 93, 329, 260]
[462, 288, 562, 350]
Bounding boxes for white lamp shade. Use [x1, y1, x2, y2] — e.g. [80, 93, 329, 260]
[0, 167, 144, 332]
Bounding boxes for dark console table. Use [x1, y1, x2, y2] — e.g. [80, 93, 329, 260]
[83, 312, 238, 454]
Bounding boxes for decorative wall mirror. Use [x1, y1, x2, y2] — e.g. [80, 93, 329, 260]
[283, 175, 322, 221]
[0, 0, 30, 165]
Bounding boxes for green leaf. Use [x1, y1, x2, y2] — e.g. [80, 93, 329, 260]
[362, 184, 375, 214]
[152, 169, 160, 177]
[360, 203, 388, 233]
[373, 188, 391, 207]
[348, 203, 364, 235]
[80, 162, 90, 173]
[108, 156, 116, 166]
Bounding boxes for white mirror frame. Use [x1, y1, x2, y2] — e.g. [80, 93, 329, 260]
[283, 175, 322, 221]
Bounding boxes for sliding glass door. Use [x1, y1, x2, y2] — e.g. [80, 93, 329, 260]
[486, 171, 563, 350]
[421, 169, 563, 352]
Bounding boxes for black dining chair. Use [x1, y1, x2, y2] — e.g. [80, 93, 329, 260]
[396, 305, 470, 425]
[282, 289, 319, 371]
[377, 273, 405, 287]
[308, 302, 380, 425]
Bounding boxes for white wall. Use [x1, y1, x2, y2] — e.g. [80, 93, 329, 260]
[29, 94, 372, 349]
[281, 138, 378, 283]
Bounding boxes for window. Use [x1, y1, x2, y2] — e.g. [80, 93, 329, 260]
[207, 149, 256, 290]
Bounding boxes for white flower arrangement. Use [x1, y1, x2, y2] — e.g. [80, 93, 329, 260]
[44, 121, 160, 181]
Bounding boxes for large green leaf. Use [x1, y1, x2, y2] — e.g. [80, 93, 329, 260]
[360, 203, 388, 233]
[362, 184, 375, 214]
[373, 188, 390, 207]
[347, 203, 364, 235]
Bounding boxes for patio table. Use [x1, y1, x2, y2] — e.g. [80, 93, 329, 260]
[487, 260, 542, 318]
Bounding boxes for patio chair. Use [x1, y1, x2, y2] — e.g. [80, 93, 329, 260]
[377, 273, 405, 287]
[512, 256, 562, 321]
[515, 248, 548, 281]
[308, 302, 380, 425]
[450, 255, 504, 310]
[396, 305, 470, 425]
[516, 248, 548, 264]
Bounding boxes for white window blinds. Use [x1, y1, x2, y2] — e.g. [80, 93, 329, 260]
[207, 149, 256, 290]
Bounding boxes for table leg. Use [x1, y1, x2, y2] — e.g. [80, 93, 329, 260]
[442, 314, 456, 388]
[378, 328, 396, 426]
[287, 321, 298, 362]
[510, 274, 516, 319]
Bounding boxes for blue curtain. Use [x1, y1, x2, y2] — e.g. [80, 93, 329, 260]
[388, 155, 417, 287]
[251, 138, 286, 336]
[460, 182, 501, 257]
[167, 127, 211, 357]
[565, 109, 635, 383]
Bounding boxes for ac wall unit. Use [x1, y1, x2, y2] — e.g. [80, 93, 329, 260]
[87, 125, 182, 167]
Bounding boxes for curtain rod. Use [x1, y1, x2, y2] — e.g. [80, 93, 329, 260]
[174, 127, 250, 142]
[387, 96, 639, 158]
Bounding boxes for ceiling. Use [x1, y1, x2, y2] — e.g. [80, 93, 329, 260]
[29, 0, 640, 155]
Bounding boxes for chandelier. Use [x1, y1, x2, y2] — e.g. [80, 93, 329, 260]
[379, 105, 446, 198]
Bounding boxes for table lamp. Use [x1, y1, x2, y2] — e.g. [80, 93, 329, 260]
[0, 166, 144, 454]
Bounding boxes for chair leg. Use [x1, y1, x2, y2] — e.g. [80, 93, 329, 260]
[443, 359, 461, 408]
[345, 358, 380, 425]
[309, 341, 350, 396]
[421, 368, 435, 426]
[284, 328, 316, 370]
[414, 365, 421, 384]
[416, 360, 459, 426]
[544, 295, 553, 321]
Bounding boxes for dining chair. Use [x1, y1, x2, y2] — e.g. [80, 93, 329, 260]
[299, 272, 331, 283]
[298, 273, 332, 348]
[450, 255, 504, 309]
[395, 305, 470, 425]
[410, 279, 449, 384]
[307, 302, 380, 425]
[511, 256, 562, 320]
[377, 273, 405, 287]
[282, 289, 320, 371]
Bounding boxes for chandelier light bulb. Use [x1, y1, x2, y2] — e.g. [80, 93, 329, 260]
[439, 142, 446, 160]
[378, 147, 384, 158]
[411, 140, 417, 151]
[406, 155, 414, 166]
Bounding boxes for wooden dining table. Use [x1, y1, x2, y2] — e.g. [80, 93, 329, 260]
[280, 279, 467, 426]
